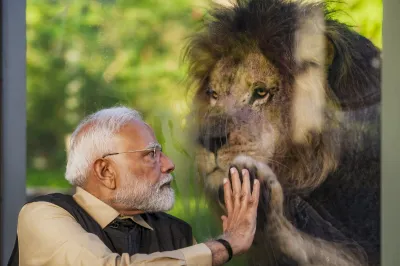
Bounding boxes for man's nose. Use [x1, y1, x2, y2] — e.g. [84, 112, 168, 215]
[160, 154, 175, 173]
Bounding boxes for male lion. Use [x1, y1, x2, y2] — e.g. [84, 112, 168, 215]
[184, 0, 381, 265]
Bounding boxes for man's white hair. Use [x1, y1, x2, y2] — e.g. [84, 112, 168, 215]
[65, 106, 143, 186]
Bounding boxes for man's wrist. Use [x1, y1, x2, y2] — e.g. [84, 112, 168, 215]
[204, 239, 231, 266]
[215, 238, 233, 262]
[219, 233, 241, 255]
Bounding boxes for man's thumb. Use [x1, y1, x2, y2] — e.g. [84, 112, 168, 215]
[221, 215, 228, 231]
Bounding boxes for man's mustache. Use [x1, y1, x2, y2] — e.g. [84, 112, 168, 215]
[158, 174, 173, 187]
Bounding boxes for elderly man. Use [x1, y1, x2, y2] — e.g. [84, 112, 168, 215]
[9, 106, 260, 266]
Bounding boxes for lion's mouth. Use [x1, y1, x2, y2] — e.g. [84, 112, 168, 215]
[205, 166, 221, 176]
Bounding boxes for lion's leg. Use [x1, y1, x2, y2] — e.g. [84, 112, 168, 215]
[231, 155, 367, 266]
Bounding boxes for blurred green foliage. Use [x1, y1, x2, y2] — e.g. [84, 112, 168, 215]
[329, 0, 382, 48]
[26, 0, 206, 171]
[26, 0, 381, 264]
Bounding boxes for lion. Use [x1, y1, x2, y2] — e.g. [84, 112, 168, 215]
[183, 0, 381, 265]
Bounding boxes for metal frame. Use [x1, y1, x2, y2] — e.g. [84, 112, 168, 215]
[0, 0, 27, 265]
[382, 0, 400, 265]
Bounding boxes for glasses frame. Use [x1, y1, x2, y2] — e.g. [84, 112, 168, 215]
[101, 143, 162, 159]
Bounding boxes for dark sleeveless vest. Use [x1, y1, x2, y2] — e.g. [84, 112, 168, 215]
[8, 193, 193, 266]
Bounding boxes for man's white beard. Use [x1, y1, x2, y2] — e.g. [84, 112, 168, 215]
[114, 172, 175, 212]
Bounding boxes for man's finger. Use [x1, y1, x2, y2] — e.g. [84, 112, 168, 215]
[230, 167, 241, 206]
[241, 169, 251, 200]
[223, 177, 233, 215]
[239, 169, 251, 214]
[250, 179, 260, 211]
[221, 215, 228, 231]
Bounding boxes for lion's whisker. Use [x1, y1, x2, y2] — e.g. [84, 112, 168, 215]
[267, 159, 290, 170]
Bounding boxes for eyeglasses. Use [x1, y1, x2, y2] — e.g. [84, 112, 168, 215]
[102, 143, 163, 163]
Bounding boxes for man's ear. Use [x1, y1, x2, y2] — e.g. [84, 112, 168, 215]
[325, 21, 381, 109]
[93, 159, 117, 189]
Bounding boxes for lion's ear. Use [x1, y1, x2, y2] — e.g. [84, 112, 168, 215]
[325, 23, 381, 109]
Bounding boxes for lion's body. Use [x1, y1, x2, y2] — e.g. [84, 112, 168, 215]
[184, 0, 381, 265]
[308, 104, 380, 265]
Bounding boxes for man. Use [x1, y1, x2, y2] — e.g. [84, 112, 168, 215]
[9, 106, 260, 266]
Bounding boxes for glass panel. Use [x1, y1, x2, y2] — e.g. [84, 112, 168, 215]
[26, 0, 382, 265]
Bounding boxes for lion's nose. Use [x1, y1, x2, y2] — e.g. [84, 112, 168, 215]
[198, 135, 228, 154]
[197, 114, 232, 153]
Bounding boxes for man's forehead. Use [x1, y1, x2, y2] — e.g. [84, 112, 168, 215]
[122, 120, 153, 134]
[117, 121, 158, 146]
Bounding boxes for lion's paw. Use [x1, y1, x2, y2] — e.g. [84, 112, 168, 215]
[230, 155, 284, 216]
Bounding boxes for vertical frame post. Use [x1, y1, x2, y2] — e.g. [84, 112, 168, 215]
[0, 0, 27, 265]
[382, 0, 400, 265]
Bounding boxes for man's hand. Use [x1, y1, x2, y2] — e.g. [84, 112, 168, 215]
[220, 167, 260, 255]
[204, 167, 260, 265]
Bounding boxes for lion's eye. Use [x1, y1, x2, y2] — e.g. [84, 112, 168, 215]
[206, 87, 218, 100]
[253, 87, 269, 99]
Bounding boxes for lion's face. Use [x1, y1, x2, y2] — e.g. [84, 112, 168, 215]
[193, 51, 307, 192]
